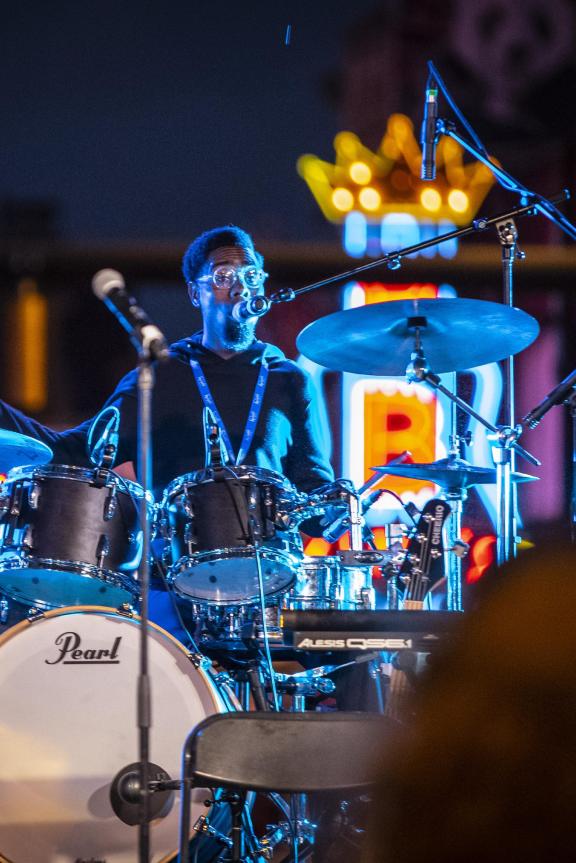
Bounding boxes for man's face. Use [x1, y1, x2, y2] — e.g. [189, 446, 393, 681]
[190, 245, 265, 348]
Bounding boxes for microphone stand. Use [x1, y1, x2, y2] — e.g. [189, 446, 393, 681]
[521, 367, 576, 541]
[137, 348, 155, 863]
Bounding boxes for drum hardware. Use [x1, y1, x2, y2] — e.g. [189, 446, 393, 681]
[116, 600, 137, 617]
[193, 812, 234, 850]
[103, 482, 118, 520]
[273, 669, 336, 697]
[109, 760, 175, 826]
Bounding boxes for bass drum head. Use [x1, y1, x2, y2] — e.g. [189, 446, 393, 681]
[0, 606, 235, 863]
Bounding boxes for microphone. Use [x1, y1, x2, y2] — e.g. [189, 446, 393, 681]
[91, 417, 119, 469]
[420, 79, 439, 181]
[522, 368, 576, 428]
[92, 269, 170, 360]
[203, 406, 226, 469]
[231, 295, 271, 322]
[322, 489, 384, 544]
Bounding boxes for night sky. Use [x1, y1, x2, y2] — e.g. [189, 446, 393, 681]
[2, 0, 380, 245]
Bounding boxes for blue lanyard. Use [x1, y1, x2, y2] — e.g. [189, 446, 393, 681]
[190, 358, 269, 465]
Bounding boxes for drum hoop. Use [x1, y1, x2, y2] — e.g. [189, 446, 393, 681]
[302, 555, 341, 568]
[0, 557, 140, 604]
[162, 464, 297, 503]
[170, 547, 298, 605]
[0, 604, 230, 713]
[5, 463, 154, 506]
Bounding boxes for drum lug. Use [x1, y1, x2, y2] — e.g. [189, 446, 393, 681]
[116, 602, 136, 618]
[359, 586, 375, 610]
[103, 485, 118, 521]
[9, 481, 26, 517]
[0, 491, 10, 518]
[189, 652, 212, 671]
[184, 523, 196, 553]
[0, 597, 9, 624]
[26, 606, 45, 622]
[22, 526, 35, 550]
[28, 482, 41, 511]
[96, 534, 111, 569]
[156, 516, 169, 538]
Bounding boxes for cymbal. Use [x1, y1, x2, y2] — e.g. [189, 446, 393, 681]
[297, 298, 539, 375]
[371, 457, 539, 489]
[0, 429, 53, 472]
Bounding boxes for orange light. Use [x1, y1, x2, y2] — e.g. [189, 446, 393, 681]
[358, 187, 381, 211]
[448, 189, 469, 213]
[303, 537, 332, 556]
[349, 161, 372, 184]
[466, 535, 496, 583]
[332, 187, 354, 212]
[420, 188, 442, 212]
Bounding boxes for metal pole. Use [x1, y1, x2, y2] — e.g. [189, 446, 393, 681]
[137, 357, 155, 863]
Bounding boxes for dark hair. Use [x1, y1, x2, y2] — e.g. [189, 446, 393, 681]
[181, 225, 263, 284]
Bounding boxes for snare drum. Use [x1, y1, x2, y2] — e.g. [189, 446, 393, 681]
[0, 606, 238, 863]
[0, 464, 152, 611]
[160, 466, 303, 605]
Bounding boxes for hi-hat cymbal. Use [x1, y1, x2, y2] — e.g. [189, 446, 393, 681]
[0, 429, 53, 472]
[297, 298, 539, 375]
[372, 456, 539, 489]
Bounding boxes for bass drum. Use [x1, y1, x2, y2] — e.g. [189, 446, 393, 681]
[0, 606, 238, 863]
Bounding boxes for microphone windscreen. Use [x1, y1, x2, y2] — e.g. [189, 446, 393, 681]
[92, 269, 125, 299]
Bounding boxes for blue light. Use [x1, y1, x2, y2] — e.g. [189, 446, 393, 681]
[343, 212, 367, 257]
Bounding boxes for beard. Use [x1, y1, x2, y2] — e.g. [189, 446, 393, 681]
[219, 316, 257, 351]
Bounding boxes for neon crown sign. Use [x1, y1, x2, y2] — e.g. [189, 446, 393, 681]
[297, 113, 496, 226]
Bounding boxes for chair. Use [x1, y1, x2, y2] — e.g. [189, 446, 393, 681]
[178, 711, 394, 862]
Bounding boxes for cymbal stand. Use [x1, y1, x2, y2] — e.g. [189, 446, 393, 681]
[495, 217, 525, 560]
[442, 484, 467, 612]
[405, 332, 540, 567]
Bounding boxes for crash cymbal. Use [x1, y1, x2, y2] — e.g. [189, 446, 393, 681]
[297, 298, 539, 375]
[371, 456, 539, 490]
[0, 429, 53, 472]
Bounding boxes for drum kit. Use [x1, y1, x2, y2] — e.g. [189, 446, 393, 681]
[0, 285, 562, 862]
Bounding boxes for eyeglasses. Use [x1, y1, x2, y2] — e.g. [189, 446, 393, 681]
[197, 264, 269, 292]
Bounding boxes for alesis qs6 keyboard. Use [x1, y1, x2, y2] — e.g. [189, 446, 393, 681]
[281, 610, 461, 652]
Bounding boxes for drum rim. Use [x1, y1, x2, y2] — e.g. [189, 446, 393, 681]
[161, 463, 299, 502]
[0, 556, 140, 606]
[169, 547, 298, 605]
[5, 463, 154, 505]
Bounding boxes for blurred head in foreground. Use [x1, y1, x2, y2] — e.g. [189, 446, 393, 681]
[365, 545, 576, 863]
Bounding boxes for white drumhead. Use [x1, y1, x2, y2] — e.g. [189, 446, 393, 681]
[0, 606, 231, 863]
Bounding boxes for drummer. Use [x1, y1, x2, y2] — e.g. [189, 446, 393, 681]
[0, 225, 334, 499]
